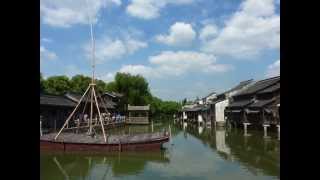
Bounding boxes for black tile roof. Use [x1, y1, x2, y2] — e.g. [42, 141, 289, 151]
[64, 92, 115, 109]
[248, 99, 275, 108]
[257, 83, 280, 94]
[40, 94, 76, 107]
[228, 99, 253, 108]
[225, 79, 254, 94]
[183, 105, 203, 112]
[235, 76, 280, 96]
[204, 91, 217, 99]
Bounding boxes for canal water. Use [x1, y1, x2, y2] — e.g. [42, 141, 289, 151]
[40, 120, 280, 180]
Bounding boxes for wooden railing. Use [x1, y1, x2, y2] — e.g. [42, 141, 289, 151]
[127, 117, 149, 124]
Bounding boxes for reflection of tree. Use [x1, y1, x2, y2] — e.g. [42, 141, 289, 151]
[41, 151, 170, 179]
[111, 152, 169, 176]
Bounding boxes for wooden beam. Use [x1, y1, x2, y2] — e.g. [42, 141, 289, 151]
[93, 86, 107, 143]
[89, 86, 94, 134]
[54, 85, 91, 140]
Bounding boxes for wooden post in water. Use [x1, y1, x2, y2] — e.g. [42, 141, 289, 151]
[40, 118, 43, 136]
[277, 124, 280, 140]
[263, 124, 270, 138]
[151, 121, 154, 132]
[243, 123, 251, 136]
[169, 124, 172, 140]
[54, 119, 57, 132]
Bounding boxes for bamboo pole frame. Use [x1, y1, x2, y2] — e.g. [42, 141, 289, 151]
[89, 87, 94, 134]
[93, 86, 107, 142]
[54, 0, 109, 143]
[54, 85, 91, 140]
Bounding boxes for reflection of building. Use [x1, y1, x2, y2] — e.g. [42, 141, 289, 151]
[176, 123, 279, 178]
[225, 130, 280, 177]
[198, 126, 204, 134]
[215, 128, 231, 155]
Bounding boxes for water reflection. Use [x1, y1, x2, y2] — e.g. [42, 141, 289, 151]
[215, 127, 231, 156]
[198, 125, 204, 134]
[41, 120, 279, 180]
[42, 151, 170, 180]
[181, 123, 279, 178]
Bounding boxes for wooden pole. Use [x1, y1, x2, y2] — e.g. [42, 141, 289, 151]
[89, 86, 94, 134]
[54, 85, 91, 140]
[93, 86, 107, 143]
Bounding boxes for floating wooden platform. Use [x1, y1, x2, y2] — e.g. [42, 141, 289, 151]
[40, 132, 169, 152]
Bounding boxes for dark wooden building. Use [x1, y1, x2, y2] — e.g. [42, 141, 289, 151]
[65, 92, 116, 112]
[207, 79, 254, 126]
[40, 92, 119, 132]
[40, 94, 76, 132]
[225, 76, 280, 127]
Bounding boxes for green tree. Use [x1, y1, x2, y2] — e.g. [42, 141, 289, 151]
[41, 72, 182, 116]
[95, 79, 108, 94]
[40, 73, 44, 93]
[43, 75, 71, 95]
[106, 73, 152, 108]
[69, 74, 91, 94]
[182, 98, 187, 106]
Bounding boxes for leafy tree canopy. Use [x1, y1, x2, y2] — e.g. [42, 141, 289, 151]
[41, 72, 181, 115]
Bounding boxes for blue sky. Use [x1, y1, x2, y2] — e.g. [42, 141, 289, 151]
[40, 0, 280, 101]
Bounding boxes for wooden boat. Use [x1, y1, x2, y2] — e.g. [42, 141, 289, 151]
[40, 9, 171, 152]
[40, 132, 170, 152]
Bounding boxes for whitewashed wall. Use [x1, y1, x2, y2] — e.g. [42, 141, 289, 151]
[183, 111, 187, 120]
[215, 99, 229, 122]
[198, 114, 203, 123]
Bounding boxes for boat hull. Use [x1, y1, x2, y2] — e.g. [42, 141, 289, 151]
[40, 136, 169, 152]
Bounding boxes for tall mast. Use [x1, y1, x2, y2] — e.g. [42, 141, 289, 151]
[88, 0, 95, 84]
[87, 0, 95, 135]
[55, 0, 107, 142]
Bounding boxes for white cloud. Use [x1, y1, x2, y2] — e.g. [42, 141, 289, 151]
[126, 39, 148, 54]
[40, 46, 57, 61]
[84, 35, 147, 63]
[64, 65, 82, 78]
[118, 51, 232, 78]
[201, 0, 280, 59]
[40, 0, 121, 28]
[119, 64, 156, 77]
[149, 51, 231, 75]
[199, 24, 218, 41]
[265, 59, 280, 77]
[99, 72, 115, 82]
[156, 22, 196, 46]
[41, 37, 53, 43]
[126, 0, 194, 20]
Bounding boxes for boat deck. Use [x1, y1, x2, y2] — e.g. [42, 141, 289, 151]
[41, 132, 169, 145]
